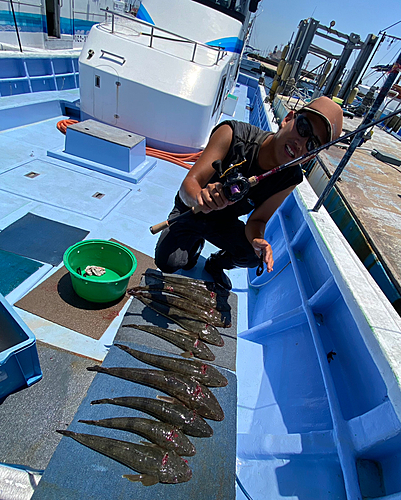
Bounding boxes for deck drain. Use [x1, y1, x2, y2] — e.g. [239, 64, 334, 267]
[25, 172, 40, 178]
[92, 192, 105, 199]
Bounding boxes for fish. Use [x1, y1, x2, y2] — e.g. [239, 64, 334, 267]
[128, 282, 231, 312]
[134, 295, 224, 347]
[56, 430, 192, 486]
[90, 396, 213, 437]
[78, 417, 196, 456]
[86, 366, 225, 421]
[143, 269, 230, 296]
[121, 323, 215, 361]
[115, 344, 228, 387]
[129, 290, 231, 328]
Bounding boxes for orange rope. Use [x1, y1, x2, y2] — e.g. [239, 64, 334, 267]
[56, 120, 203, 169]
[57, 119, 78, 134]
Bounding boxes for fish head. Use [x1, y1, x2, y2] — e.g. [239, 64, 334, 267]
[159, 451, 192, 484]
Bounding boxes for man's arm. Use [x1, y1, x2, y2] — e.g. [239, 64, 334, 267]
[245, 185, 297, 272]
[179, 124, 233, 213]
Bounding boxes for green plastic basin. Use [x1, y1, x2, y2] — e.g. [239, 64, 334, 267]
[63, 239, 137, 303]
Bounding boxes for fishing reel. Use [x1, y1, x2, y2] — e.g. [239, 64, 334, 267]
[212, 143, 251, 202]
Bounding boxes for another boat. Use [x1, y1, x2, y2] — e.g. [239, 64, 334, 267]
[78, 0, 255, 151]
[1, 3, 401, 500]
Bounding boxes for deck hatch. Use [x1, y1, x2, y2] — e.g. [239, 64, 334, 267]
[0, 160, 131, 220]
[25, 172, 40, 179]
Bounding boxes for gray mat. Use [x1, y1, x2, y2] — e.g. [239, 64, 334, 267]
[32, 343, 237, 500]
[0, 213, 89, 266]
[115, 272, 238, 371]
[0, 342, 96, 470]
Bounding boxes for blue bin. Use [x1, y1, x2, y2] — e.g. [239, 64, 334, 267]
[0, 293, 42, 400]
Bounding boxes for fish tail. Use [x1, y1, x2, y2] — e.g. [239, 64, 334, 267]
[90, 399, 110, 405]
[86, 365, 105, 373]
[78, 419, 97, 425]
[114, 343, 131, 354]
[56, 429, 74, 437]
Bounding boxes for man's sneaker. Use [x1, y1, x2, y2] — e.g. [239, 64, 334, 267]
[204, 255, 232, 291]
[183, 240, 205, 271]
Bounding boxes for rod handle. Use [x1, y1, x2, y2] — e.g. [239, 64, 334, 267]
[149, 220, 169, 235]
[149, 205, 201, 235]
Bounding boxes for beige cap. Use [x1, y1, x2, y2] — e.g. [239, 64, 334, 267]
[298, 96, 343, 142]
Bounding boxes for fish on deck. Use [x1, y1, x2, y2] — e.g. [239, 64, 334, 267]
[129, 288, 231, 327]
[115, 343, 228, 387]
[87, 365, 225, 421]
[134, 295, 224, 347]
[90, 396, 214, 437]
[122, 323, 216, 361]
[78, 417, 196, 456]
[56, 431, 192, 485]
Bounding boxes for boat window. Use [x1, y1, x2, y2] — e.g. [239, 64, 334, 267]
[45, 0, 60, 37]
[192, 0, 247, 22]
[212, 75, 227, 116]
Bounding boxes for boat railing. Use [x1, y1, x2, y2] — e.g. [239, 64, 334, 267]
[73, 10, 104, 19]
[271, 95, 288, 125]
[0, 0, 42, 8]
[99, 8, 227, 66]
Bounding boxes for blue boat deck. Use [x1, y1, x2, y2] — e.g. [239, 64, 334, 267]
[0, 81, 253, 496]
[2, 76, 401, 499]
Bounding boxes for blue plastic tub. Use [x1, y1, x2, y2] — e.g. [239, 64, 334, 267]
[0, 293, 42, 400]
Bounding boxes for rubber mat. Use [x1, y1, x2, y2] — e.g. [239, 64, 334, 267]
[115, 272, 238, 371]
[15, 245, 156, 340]
[32, 343, 236, 500]
[0, 249, 44, 297]
[0, 213, 89, 266]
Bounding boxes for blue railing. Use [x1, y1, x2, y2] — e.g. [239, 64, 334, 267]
[237, 73, 271, 132]
[0, 55, 79, 97]
[249, 88, 270, 131]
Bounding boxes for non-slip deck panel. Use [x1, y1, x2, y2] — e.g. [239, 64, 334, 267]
[0, 249, 44, 297]
[0, 342, 96, 470]
[32, 343, 236, 500]
[0, 161, 133, 220]
[114, 271, 238, 371]
[0, 213, 89, 266]
[15, 246, 156, 340]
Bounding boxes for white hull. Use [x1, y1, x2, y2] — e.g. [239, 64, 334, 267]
[78, 0, 250, 150]
[79, 21, 238, 150]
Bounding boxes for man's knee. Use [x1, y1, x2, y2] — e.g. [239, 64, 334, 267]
[154, 248, 178, 274]
[154, 245, 188, 273]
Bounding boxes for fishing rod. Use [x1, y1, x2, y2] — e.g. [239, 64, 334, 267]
[149, 107, 401, 235]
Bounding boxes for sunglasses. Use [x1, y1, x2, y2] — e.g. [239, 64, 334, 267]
[295, 114, 321, 152]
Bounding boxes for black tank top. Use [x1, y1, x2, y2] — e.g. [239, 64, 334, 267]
[176, 120, 303, 219]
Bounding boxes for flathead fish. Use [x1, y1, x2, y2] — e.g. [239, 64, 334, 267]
[115, 344, 228, 387]
[129, 282, 231, 312]
[56, 430, 192, 485]
[142, 270, 231, 310]
[91, 396, 213, 437]
[144, 269, 230, 296]
[134, 295, 224, 347]
[78, 417, 196, 456]
[87, 366, 225, 421]
[129, 290, 231, 328]
[122, 323, 215, 361]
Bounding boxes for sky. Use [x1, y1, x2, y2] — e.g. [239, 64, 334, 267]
[248, 0, 401, 87]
